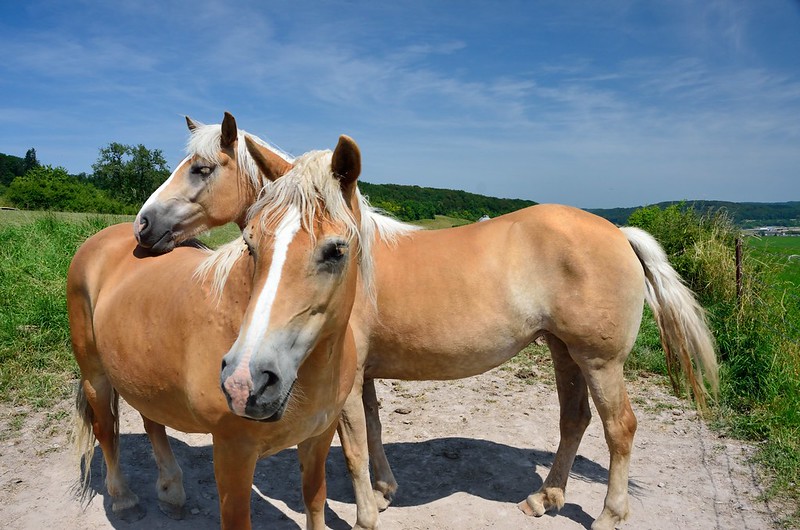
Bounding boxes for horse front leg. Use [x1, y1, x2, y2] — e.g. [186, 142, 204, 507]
[298, 420, 340, 530]
[363, 378, 397, 510]
[141, 415, 185, 519]
[519, 335, 591, 517]
[338, 373, 380, 529]
[212, 437, 258, 530]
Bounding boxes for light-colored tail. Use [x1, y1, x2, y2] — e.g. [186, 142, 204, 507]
[72, 383, 119, 505]
[621, 227, 719, 409]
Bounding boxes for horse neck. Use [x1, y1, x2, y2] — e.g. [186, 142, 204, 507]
[233, 172, 265, 229]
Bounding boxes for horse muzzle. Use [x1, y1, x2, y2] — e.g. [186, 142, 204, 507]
[220, 356, 295, 422]
[134, 210, 177, 254]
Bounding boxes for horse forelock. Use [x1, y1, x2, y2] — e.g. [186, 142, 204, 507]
[196, 149, 375, 301]
[185, 123, 295, 194]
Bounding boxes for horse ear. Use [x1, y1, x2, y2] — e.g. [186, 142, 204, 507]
[221, 111, 238, 149]
[185, 116, 202, 131]
[245, 136, 290, 182]
[331, 135, 361, 198]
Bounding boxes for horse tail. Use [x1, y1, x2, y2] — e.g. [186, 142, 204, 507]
[621, 226, 719, 409]
[73, 383, 96, 504]
[72, 383, 119, 505]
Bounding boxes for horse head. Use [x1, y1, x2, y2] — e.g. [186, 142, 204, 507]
[219, 135, 362, 421]
[133, 112, 293, 253]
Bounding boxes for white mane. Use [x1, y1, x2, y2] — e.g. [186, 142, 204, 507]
[185, 121, 294, 192]
[194, 147, 419, 304]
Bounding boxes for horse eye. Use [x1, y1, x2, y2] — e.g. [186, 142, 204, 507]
[192, 165, 215, 178]
[319, 240, 348, 269]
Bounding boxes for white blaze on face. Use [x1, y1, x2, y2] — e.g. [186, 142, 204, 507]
[242, 205, 303, 349]
[223, 206, 302, 413]
[137, 155, 192, 215]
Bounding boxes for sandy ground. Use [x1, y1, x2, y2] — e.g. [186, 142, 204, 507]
[0, 365, 782, 530]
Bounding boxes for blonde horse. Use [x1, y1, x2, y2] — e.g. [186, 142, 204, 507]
[69, 135, 364, 530]
[137, 115, 719, 530]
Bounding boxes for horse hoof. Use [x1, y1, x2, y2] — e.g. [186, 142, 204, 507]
[518, 496, 546, 517]
[158, 500, 185, 520]
[114, 503, 147, 522]
[373, 490, 392, 512]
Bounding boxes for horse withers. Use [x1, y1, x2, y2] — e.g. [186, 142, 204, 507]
[69, 135, 365, 530]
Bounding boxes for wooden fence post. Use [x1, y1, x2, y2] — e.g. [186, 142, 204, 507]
[735, 236, 743, 306]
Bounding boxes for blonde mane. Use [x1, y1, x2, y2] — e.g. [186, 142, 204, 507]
[185, 121, 294, 193]
[195, 149, 416, 304]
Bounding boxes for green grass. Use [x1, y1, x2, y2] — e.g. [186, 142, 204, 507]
[412, 215, 471, 230]
[0, 213, 115, 406]
[1, 208, 134, 227]
[3, 209, 799, 522]
[746, 235, 800, 285]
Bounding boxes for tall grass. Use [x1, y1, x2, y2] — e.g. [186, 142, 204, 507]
[628, 204, 800, 523]
[0, 214, 117, 406]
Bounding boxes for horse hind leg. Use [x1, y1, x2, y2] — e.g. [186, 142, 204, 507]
[519, 334, 591, 517]
[142, 415, 186, 519]
[363, 377, 398, 510]
[77, 376, 144, 520]
[583, 358, 637, 530]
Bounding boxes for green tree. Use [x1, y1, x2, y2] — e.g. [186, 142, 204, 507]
[0, 152, 27, 187]
[23, 148, 40, 173]
[91, 143, 170, 205]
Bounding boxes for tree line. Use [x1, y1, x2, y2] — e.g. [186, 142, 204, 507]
[0, 145, 170, 214]
[3, 146, 797, 227]
[358, 181, 536, 221]
[1, 146, 537, 222]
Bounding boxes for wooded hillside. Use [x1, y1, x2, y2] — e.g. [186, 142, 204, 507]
[359, 181, 536, 221]
[590, 200, 800, 227]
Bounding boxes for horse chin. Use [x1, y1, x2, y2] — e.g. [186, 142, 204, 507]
[148, 231, 176, 254]
[249, 381, 295, 423]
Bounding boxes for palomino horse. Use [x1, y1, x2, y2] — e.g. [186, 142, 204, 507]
[68, 136, 365, 530]
[137, 117, 719, 530]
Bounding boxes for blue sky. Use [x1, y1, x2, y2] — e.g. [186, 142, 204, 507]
[1, 1, 798, 208]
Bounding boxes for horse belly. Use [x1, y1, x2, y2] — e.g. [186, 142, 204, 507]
[365, 316, 533, 381]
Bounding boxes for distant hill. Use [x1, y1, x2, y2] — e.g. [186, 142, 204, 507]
[359, 181, 536, 222]
[588, 201, 800, 228]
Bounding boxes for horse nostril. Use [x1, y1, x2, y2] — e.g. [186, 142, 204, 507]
[263, 370, 279, 388]
[221, 358, 228, 371]
[139, 215, 150, 233]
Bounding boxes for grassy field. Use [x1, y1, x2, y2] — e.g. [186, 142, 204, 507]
[0, 209, 134, 226]
[746, 235, 800, 285]
[411, 215, 471, 229]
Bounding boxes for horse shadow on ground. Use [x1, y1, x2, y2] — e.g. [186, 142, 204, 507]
[81, 433, 642, 529]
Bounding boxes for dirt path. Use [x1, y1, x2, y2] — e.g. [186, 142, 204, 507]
[0, 366, 780, 529]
